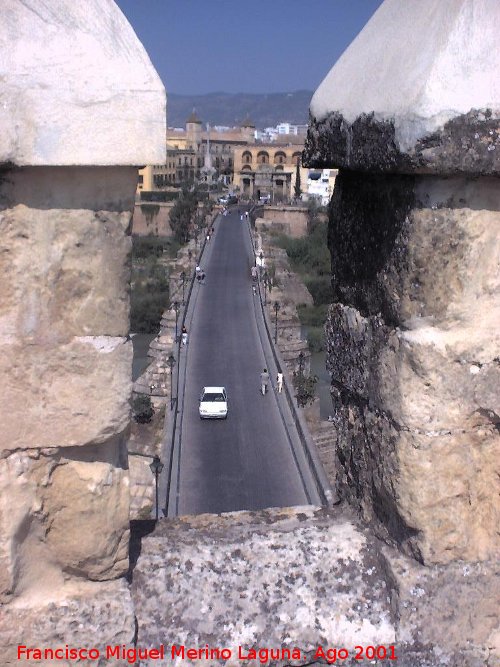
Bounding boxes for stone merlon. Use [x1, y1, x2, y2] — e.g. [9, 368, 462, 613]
[304, 0, 500, 175]
[0, 0, 166, 166]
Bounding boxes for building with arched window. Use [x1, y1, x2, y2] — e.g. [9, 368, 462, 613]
[137, 117, 311, 200]
[233, 140, 307, 202]
[138, 114, 256, 194]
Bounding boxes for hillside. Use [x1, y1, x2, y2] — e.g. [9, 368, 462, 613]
[167, 90, 313, 129]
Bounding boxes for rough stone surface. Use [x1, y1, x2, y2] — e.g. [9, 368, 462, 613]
[0, 167, 135, 338]
[306, 0, 500, 175]
[132, 507, 396, 665]
[304, 0, 499, 580]
[0, 579, 136, 667]
[0, 337, 132, 452]
[0, 440, 130, 601]
[384, 549, 500, 666]
[0, 0, 166, 166]
[131, 508, 499, 667]
[0, 0, 165, 662]
[323, 173, 500, 564]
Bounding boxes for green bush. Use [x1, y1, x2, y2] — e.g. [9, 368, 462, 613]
[140, 191, 179, 202]
[274, 221, 331, 276]
[292, 372, 318, 407]
[132, 236, 180, 260]
[130, 236, 173, 334]
[297, 303, 330, 326]
[305, 326, 325, 353]
[130, 289, 168, 333]
[304, 276, 333, 305]
[132, 394, 154, 423]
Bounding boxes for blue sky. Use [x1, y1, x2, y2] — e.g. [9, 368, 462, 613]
[115, 0, 383, 95]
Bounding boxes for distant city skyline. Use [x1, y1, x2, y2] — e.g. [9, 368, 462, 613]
[115, 0, 383, 95]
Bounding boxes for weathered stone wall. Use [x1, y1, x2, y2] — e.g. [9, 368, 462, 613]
[132, 507, 499, 667]
[131, 201, 174, 236]
[0, 0, 165, 662]
[260, 205, 309, 237]
[304, 0, 500, 567]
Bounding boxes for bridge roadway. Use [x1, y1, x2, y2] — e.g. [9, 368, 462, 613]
[170, 208, 320, 516]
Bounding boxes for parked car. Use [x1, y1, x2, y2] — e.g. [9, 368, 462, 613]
[218, 194, 238, 205]
[199, 386, 228, 419]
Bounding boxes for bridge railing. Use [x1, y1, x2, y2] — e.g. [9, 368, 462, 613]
[245, 214, 336, 508]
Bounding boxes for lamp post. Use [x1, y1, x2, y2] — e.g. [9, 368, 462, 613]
[166, 353, 176, 410]
[149, 455, 164, 520]
[297, 351, 305, 407]
[273, 301, 280, 344]
[172, 301, 180, 342]
[180, 271, 186, 305]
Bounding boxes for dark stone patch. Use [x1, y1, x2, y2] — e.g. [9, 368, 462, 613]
[304, 108, 500, 176]
[370, 481, 421, 561]
[415, 109, 500, 176]
[328, 169, 415, 324]
[127, 518, 156, 582]
[303, 111, 413, 173]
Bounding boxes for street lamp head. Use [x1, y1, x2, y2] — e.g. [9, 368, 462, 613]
[166, 354, 176, 370]
[149, 455, 164, 476]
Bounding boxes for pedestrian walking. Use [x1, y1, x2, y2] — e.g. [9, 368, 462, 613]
[201, 271, 206, 284]
[260, 368, 270, 395]
[206, 233, 210, 242]
[195, 264, 201, 276]
[211, 226, 215, 235]
[181, 326, 188, 346]
[276, 372, 283, 393]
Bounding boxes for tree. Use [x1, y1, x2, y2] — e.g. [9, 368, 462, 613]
[169, 188, 198, 244]
[294, 157, 302, 199]
[132, 394, 154, 423]
[292, 371, 318, 407]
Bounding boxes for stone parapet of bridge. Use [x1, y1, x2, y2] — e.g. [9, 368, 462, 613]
[304, 0, 499, 662]
[0, 0, 165, 661]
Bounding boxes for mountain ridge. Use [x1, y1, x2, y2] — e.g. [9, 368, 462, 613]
[167, 90, 313, 129]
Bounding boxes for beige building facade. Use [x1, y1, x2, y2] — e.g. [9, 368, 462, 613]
[138, 113, 256, 194]
[233, 141, 307, 202]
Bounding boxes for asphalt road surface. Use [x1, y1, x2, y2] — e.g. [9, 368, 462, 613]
[175, 209, 312, 516]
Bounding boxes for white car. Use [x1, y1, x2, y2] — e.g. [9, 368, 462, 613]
[199, 386, 228, 419]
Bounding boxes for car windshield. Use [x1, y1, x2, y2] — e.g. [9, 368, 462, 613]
[202, 393, 225, 402]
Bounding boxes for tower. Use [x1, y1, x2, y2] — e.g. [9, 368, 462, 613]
[186, 109, 202, 150]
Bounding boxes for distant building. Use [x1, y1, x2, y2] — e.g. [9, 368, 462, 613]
[233, 140, 307, 202]
[137, 116, 310, 197]
[306, 168, 338, 206]
[137, 113, 256, 194]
